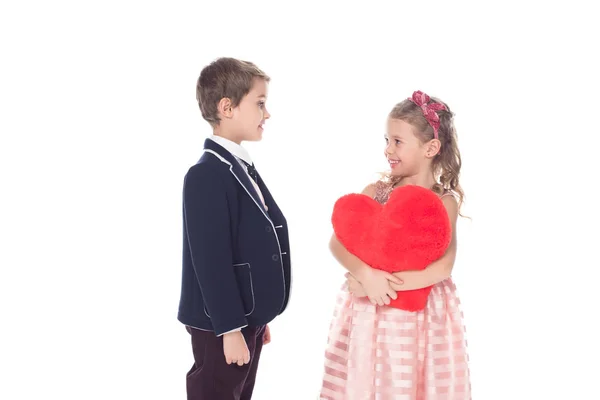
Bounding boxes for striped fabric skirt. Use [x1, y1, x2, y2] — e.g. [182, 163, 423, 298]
[319, 279, 471, 400]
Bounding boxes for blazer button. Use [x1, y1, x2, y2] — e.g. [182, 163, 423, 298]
[272, 254, 279, 261]
[265, 226, 272, 232]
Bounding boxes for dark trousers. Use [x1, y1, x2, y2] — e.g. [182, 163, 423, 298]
[186, 325, 266, 400]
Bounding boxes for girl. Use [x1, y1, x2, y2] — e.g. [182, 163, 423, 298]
[319, 91, 471, 399]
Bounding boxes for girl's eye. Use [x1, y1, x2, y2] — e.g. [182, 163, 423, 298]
[258, 102, 265, 108]
[395, 140, 401, 145]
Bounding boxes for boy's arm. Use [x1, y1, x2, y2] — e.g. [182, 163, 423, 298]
[184, 166, 248, 336]
[390, 195, 459, 291]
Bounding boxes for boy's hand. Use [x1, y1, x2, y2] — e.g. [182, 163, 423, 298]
[263, 325, 271, 345]
[223, 331, 250, 366]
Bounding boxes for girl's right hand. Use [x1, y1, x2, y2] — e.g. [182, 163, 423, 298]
[346, 273, 367, 297]
[355, 266, 402, 306]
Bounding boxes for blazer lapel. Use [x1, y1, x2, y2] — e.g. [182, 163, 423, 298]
[203, 139, 270, 216]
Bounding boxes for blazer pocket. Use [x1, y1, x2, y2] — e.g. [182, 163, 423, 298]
[233, 263, 255, 316]
[203, 263, 256, 318]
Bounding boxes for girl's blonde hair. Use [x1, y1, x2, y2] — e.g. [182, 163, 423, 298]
[384, 93, 465, 213]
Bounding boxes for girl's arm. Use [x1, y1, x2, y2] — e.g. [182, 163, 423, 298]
[389, 195, 459, 291]
[329, 184, 401, 305]
[328, 184, 377, 279]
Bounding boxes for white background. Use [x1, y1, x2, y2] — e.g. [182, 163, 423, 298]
[1, 1, 599, 399]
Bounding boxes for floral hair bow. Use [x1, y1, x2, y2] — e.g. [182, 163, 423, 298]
[408, 90, 447, 139]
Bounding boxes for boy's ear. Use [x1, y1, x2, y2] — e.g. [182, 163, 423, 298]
[425, 139, 441, 158]
[218, 97, 234, 119]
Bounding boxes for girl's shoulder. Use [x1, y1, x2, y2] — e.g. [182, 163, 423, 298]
[361, 182, 378, 197]
[440, 190, 456, 200]
[439, 190, 460, 220]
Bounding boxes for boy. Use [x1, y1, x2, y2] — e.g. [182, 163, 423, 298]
[177, 57, 292, 400]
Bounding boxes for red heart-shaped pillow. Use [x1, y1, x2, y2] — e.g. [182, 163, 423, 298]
[331, 185, 451, 311]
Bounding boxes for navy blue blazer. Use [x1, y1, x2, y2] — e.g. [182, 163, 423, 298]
[178, 139, 291, 335]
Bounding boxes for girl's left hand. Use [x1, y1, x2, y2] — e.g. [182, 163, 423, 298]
[345, 273, 367, 297]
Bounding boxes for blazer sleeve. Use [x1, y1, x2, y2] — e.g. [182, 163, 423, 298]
[183, 165, 248, 335]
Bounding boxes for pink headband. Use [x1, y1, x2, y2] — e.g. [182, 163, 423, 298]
[408, 90, 447, 139]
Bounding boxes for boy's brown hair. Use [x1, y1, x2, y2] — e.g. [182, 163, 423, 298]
[196, 57, 270, 126]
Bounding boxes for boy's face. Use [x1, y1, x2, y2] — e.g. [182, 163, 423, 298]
[228, 78, 270, 143]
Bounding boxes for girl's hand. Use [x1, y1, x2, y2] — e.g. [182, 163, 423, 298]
[354, 266, 402, 306]
[345, 273, 367, 297]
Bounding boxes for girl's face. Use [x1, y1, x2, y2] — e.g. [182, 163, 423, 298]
[384, 118, 430, 177]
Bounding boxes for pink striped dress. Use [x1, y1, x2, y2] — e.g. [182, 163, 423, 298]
[319, 182, 472, 400]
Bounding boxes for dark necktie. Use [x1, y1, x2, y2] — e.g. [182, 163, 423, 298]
[242, 160, 258, 183]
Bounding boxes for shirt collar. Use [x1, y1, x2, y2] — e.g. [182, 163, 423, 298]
[209, 135, 253, 165]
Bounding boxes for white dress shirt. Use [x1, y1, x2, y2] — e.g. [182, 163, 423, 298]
[209, 135, 267, 209]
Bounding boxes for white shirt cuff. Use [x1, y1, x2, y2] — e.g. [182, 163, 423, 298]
[217, 325, 248, 337]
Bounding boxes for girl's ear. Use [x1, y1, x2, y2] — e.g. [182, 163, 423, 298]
[425, 139, 441, 158]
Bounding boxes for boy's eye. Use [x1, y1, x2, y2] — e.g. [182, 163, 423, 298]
[258, 101, 265, 108]
[395, 139, 401, 145]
